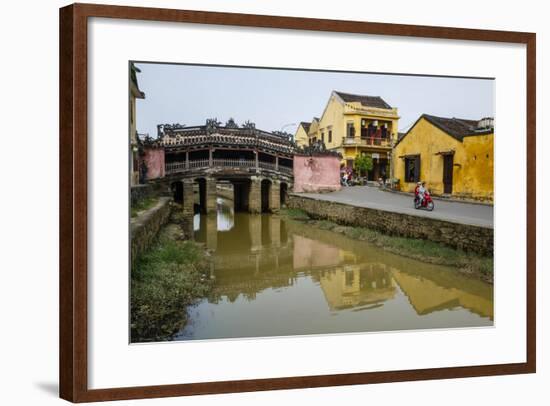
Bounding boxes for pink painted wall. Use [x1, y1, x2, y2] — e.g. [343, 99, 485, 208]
[142, 148, 165, 180]
[293, 155, 341, 193]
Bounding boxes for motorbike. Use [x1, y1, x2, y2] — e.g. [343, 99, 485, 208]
[414, 190, 435, 211]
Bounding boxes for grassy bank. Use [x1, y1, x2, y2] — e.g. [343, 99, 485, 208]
[131, 223, 212, 342]
[283, 208, 493, 283]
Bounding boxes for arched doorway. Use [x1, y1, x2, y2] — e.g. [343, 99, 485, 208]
[261, 179, 272, 213]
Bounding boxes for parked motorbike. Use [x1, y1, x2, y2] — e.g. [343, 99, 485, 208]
[414, 190, 435, 211]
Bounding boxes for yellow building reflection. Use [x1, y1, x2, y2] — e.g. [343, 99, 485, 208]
[318, 264, 396, 311]
[391, 268, 493, 319]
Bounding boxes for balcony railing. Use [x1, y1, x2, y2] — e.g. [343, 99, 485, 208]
[343, 137, 391, 147]
[165, 159, 293, 175]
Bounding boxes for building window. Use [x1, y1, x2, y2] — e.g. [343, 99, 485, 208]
[328, 130, 332, 143]
[345, 270, 355, 287]
[404, 156, 420, 183]
[321, 132, 325, 143]
[346, 122, 355, 138]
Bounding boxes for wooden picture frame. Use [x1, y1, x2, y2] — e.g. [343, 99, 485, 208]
[59, 3, 536, 402]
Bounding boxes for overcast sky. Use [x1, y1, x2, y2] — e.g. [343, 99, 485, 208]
[134, 62, 494, 138]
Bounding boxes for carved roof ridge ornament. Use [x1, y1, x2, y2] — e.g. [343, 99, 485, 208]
[241, 120, 257, 137]
[225, 117, 239, 129]
[205, 118, 221, 135]
[157, 123, 188, 138]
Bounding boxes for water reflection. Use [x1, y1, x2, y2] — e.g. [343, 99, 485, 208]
[179, 198, 493, 340]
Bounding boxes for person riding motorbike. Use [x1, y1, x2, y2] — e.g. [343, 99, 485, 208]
[413, 181, 434, 211]
[418, 181, 427, 204]
[414, 182, 422, 204]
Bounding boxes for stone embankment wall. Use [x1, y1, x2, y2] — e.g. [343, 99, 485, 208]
[288, 194, 493, 256]
[131, 197, 172, 266]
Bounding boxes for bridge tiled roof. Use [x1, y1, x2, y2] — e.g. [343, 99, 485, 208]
[160, 125, 296, 155]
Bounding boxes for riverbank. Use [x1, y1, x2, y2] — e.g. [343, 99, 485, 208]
[131, 212, 213, 343]
[282, 208, 493, 283]
[287, 192, 493, 255]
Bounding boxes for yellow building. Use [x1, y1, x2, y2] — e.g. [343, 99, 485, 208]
[294, 121, 311, 147]
[130, 63, 145, 186]
[304, 91, 400, 181]
[393, 114, 494, 201]
[308, 117, 320, 143]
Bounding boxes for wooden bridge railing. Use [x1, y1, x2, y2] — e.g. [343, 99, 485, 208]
[279, 165, 293, 175]
[165, 159, 293, 175]
[213, 158, 256, 168]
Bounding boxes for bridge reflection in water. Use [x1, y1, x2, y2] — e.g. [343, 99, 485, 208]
[174, 197, 493, 341]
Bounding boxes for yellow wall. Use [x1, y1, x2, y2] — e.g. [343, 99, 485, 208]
[459, 135, 494, 200]
[319, 94, 345, 149]
[294, 124, 309, 147]
[393, 117, 494, 201]
[308, 119, 320, 142]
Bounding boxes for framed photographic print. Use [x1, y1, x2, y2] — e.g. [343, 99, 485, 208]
[59, 3, 536, 402]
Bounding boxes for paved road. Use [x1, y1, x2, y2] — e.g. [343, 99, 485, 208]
[297, 186, 493, 228]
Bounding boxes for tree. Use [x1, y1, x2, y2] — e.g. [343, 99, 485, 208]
[353, 154, 373, 177]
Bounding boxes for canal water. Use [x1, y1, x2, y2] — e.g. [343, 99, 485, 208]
[174, 197, 493, 341]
